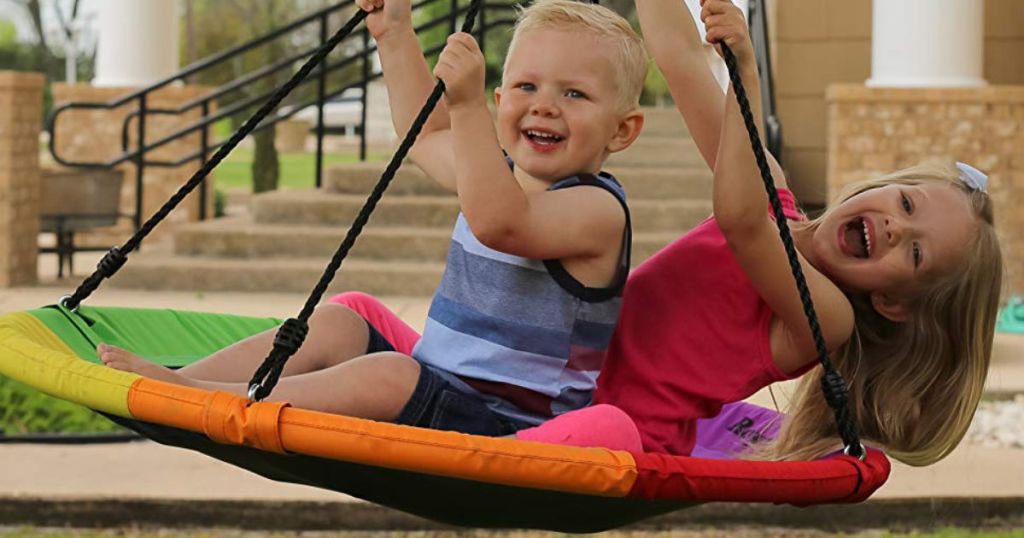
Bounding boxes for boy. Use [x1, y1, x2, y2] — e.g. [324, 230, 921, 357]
[99, 0, 647, 436]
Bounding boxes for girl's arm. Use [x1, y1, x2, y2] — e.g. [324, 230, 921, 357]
[358, 0, 457, 190]
[636, 0, 725, 169]
[638, 0, 787, 187]
[435, 33, 629, 260]
[707, 0, 853, 368]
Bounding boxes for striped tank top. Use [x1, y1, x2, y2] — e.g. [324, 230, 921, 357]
[411, 172, 631, 425]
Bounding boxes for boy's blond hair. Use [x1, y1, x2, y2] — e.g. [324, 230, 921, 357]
[505, 0, 647, 112]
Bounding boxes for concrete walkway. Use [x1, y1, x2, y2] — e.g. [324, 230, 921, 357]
[2, 276, 1024, 527]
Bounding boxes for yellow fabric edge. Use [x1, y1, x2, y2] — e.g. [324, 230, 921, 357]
[0, 312, 138, 417]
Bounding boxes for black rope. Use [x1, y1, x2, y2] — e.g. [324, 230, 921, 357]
[61, 9, 370, 312]
[247, 0, 486, 402]
[719, 43, 863, 459]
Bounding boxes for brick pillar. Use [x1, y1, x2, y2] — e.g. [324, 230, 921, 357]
[827, 84, 1024, 296]
[0, 72, 44, 287]
[50, 84, 215, 247]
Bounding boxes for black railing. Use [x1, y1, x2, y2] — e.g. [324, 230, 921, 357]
[48, 0, 518, 232]
[748, 0, 783, 163]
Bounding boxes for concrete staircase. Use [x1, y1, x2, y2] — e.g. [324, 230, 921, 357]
[113, 107, 712, 295]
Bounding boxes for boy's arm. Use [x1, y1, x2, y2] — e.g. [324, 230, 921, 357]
[437, 34, 628, 260]
[361, 0, 457, 190]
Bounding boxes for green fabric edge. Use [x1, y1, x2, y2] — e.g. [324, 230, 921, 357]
[29, 305, 282, 367]
[997, 296, 1024, 335]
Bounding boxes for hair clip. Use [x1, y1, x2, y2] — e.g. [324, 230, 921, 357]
[956, 162, 988, 193]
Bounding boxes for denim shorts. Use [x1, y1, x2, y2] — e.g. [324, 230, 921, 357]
[364, 321, 531, 437]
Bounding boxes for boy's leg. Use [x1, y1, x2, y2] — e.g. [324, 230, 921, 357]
[103, 349, 422, 421]
[176, 303, 372, 382]
[234, 352, 423, 420]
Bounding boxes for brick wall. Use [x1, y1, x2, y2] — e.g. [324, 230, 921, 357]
[828, 85, 1024, 296]
[0, 71, 44, 287]
[770, 0, 1024, 207]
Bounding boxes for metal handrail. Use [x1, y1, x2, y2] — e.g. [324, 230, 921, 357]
[48, 0, 516, 231]
[136, 17, 518, 169]
[748, 0, 783, 163]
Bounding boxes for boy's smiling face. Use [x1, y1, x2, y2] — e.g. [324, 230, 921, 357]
[495, 28, 635, 183]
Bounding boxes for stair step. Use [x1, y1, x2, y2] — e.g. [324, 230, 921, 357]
[325, 161, 447, 196]
[175, 219, 453, 262]
[608, 136, 706, 168]
[112, 255, 446, 295]
[638, 107, 690, 138]
[326, 162, 712, 200]
[174, 217, 687, 264]
[252, 190, 710, 233]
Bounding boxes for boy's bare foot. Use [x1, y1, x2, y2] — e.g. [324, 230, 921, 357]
[97, 344, 191, 386]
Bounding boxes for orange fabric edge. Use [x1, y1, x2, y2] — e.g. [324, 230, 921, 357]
[127, 379, 638, 497]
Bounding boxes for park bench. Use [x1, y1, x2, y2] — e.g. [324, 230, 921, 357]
[39, 168, 123, 278]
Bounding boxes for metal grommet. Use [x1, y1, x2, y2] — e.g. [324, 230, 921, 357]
[843, 443, 867, 461]
[59, 295, 79, 313]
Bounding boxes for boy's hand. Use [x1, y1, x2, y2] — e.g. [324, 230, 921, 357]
[355, 0, 412, 41]
[433, 33, 487, 109]
[701, 0, 755, 69]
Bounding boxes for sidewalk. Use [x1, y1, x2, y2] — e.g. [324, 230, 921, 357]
[2, 275, 1024, 525]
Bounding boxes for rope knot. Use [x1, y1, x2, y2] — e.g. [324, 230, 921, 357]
[97, 247, 128, 277]
[273, 318, 309, 354]
[820, 370, 849, 409]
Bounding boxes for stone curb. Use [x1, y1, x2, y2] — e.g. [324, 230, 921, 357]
[1, 496, 1021, 533]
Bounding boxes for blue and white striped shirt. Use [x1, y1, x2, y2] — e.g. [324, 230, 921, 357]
[411, 173, 631, 425]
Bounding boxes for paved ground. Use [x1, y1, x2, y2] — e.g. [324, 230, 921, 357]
[2, 255, 1024, 526]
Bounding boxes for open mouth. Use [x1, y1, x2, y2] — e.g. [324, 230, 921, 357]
[523, 128, 565, 147]
[842, 216, 872, 258]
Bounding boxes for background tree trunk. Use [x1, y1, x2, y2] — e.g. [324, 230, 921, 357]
[252, 125, 280, 193]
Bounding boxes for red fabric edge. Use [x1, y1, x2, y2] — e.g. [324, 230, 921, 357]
[628, 448, 890, 504]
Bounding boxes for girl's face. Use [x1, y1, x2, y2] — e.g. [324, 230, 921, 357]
[806, 182, 978, 297]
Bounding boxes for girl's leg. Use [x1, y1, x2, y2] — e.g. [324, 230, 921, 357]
[515, 404, 643, 451]
[102, 350, 423, 421]
[327, 291, 422, 354]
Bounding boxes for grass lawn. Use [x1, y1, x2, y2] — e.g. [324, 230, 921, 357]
[215, 148, 386, 191]
[0, 376, 124, 435]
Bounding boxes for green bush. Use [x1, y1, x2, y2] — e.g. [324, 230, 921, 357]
[214, 188, 227, 218]
[0, 376, 125, 435]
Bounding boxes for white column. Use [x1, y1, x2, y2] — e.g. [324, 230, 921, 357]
[868, 0, 985, 88]
[93, 0, 181, 87]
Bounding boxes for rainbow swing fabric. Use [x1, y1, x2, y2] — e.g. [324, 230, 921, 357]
[0, 304, 890, 532]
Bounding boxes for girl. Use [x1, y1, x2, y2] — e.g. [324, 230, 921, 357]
[572, 0, 1003, 466]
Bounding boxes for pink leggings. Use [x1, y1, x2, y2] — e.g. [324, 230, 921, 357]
[327, 292, 643, 452]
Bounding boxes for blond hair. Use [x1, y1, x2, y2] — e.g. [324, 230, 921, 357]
[759, 162, 1003, 466]
[504, 0, 647, 112]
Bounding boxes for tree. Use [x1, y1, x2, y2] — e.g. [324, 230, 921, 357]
[10, 0, 89, 83]
[185, 0, 347, 193]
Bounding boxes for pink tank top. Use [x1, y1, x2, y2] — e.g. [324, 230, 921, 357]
[593, 189, 809, 455]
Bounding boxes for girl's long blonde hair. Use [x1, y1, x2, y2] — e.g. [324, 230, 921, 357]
[759, 162, 1003, 466]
